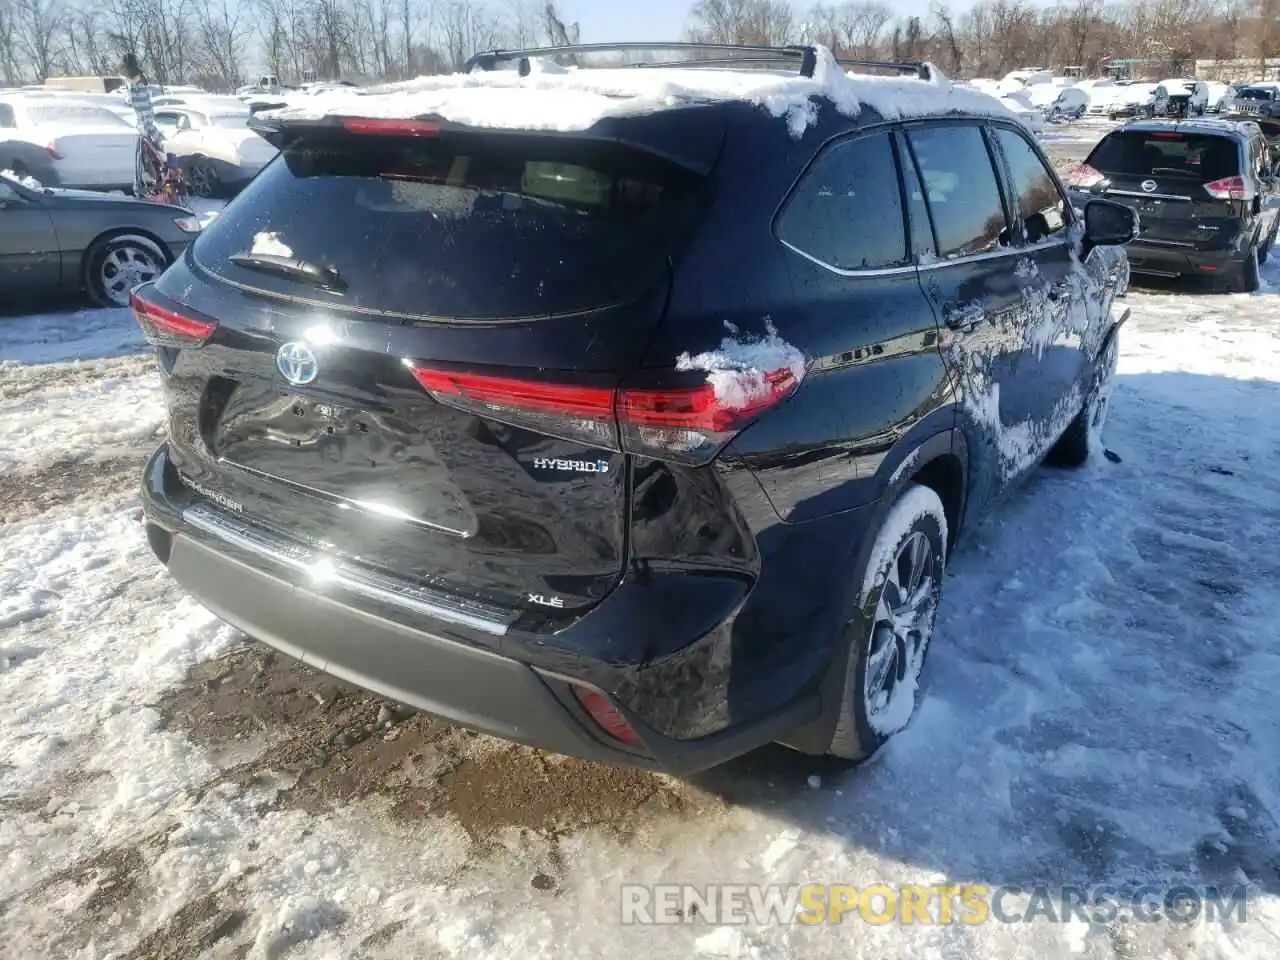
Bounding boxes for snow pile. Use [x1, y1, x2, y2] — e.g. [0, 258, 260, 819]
[1, 168, 43, 190]
[250, 230, 293, 258]
[270, 46, 1015, 138]
[675, 320, 807, 408]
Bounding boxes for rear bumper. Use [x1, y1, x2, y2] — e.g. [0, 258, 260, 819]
[1126, 240, 1244, 277]
[140, 443, 819, 772]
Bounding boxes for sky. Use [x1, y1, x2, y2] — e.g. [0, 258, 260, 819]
[557, 0, 945, 44]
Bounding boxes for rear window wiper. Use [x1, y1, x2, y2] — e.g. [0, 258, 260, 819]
[228, 252, 347, 292]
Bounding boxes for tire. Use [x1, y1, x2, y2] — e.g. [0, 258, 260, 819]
[1047, 318, 1121, 468]
[186, 159, 219, 198]
[1233, 244, 1261, 293]
[827, 484, 947, 762]
[84, 234, 169, 308]
[1260, 222, 1277, 264]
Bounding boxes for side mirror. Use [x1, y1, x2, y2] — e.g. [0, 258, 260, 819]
[1083, 198, 1138, 246]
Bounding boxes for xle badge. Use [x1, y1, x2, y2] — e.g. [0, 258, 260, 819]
[528, 594, 565, 608]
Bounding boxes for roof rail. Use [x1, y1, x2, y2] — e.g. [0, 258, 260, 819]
[463, 42, 936, 82]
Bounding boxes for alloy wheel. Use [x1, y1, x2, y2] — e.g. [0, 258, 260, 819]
[99, 244, 162, 307]
[863, 530, 938, 735]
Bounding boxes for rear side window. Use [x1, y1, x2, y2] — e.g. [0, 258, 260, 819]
[1087, 132, 1240, 181]
[993, 128, 1069, 244]
[776, 133, 907, 271]
[906, 124, 1010, 259]
[193, 134, 705, 320]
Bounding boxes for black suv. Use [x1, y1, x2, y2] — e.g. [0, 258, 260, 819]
[1069, 118, 1279, 290]
[137, 45, 1135, 772]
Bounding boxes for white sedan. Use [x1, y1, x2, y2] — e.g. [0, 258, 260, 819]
[153, 105, 279, 197]
[0, 96, 138, 191]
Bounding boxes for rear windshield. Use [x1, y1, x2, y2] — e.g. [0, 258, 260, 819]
[1087, 132, 1240, 181]
[192, 133, 705, 320]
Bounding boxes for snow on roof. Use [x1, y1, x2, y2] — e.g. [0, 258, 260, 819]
[266, 46, 1013, 138]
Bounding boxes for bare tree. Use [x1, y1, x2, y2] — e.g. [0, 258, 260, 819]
[543, 1, 578, 45]
[193, 0, 247, 88]
[837, 1, 892, 56]
[0, 1, 23, 84]
[14, 0, 64, 80]
[931, 3, 963, 72]
[686, 0, 795, 45]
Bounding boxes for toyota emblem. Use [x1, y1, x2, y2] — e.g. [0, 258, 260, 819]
[276, 341, 319, 386]
[1140, 179, 1157, 193]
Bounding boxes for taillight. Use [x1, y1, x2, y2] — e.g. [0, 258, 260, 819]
[406, 367, 617, 448]
[45, 142, 63, 160]
[1066, 163, 1106, 188]
[571, 686, 644, 748]
[1203, 175, 1250, 200]
[131, 288, 216, 346]
[405, 363, 803, 465]
[617, 369, 800, 462]
[340, 117, 440, 136]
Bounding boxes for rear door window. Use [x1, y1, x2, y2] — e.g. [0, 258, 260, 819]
[192, 134, 706, 320]
[905, 124, 1011, 259]
[1087, 131, 1241, 181]
[993, 128, 1070, 244]
[776, 132, 908, 271]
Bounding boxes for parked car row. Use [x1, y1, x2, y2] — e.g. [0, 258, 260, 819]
[0, 87, 279, 198]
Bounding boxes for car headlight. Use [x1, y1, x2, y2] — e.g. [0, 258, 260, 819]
[173, 216, 202, 234]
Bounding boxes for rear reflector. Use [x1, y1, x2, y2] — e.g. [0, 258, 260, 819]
[131, 288, 216, 346]
[572, 687, 644, 748]
[340, 117, 440, 137]
[1203, 175, 1250, 200]
[405, 363, 802, 465]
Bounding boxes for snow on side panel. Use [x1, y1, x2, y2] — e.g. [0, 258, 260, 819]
[269, 46, 1015, 139]
[674, 320, 807, 409]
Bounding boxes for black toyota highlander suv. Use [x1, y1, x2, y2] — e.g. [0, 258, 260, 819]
[137, 43, 1136, 773]
[1068, 118, 1279, 290]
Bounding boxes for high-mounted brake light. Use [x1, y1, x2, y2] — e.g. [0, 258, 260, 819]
[1066, 163, 1106, 188]
[1203, 175, 1250, 200]
[1148, 131, 1183, 140]
[131, 289, 216, 346]
[405, 363, 803, 465]
[340, 117, 440, 137]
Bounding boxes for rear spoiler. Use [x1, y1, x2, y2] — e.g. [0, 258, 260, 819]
[249, 107, 728, 176]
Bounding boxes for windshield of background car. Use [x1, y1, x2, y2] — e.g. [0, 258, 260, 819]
[1238, 87, 1279, 102]
[19, 102, 131, 126]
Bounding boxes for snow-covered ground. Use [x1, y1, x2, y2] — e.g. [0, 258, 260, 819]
[2, 228, 1279, 957]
